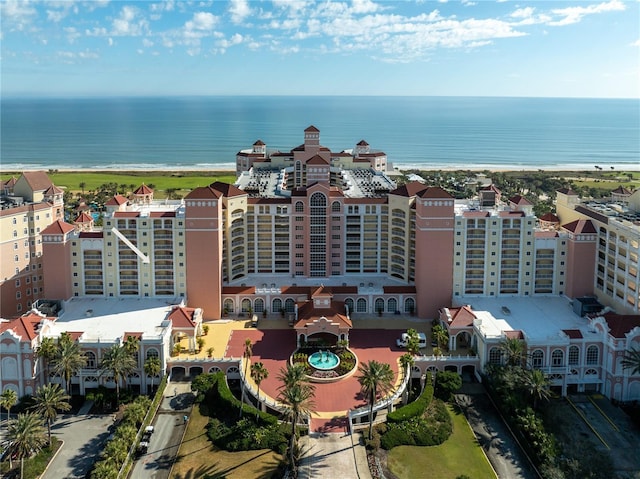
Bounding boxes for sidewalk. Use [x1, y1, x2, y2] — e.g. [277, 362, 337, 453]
[300, 431, 372, 479]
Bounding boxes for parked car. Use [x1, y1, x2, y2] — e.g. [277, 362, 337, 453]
[396, 332, 427, 348]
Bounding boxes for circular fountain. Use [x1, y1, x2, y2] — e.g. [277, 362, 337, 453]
[307, 350, 340, 371]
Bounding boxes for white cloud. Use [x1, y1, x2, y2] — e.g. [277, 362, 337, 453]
[1, 0, 37, 30]
[549, 0, 625, 26]
[64, 26, 81, 44]
[142, 38, 154, 47]
[112, 5, 149, 36]
[631, 39, 640, 47]
[510, 7, 535, 19]
[185, 11, 218, 31]
[229, 0, 251, 24]
[351, 0, 381, 14]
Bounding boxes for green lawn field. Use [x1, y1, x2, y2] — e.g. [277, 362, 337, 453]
[387, 405, 496, 479]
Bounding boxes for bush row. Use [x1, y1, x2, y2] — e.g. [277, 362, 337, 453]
[387, 373, 433, 423]
[207, 417, 288, 454]
[380, 399, 452, 450]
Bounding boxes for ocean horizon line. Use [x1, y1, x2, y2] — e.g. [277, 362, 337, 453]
[2, 94, 639, 101]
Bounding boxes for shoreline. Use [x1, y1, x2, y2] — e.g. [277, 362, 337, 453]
[3, 165, 639, 174]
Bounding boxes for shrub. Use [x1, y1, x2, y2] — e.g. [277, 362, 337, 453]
[381, 399, 452, 450]
[387, 373, 433, 423]
[434, 370, 462, 401]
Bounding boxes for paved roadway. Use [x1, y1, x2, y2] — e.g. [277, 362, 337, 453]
[130, 382, 195, 479]
[456, 384, 537, 479]
[41, 407, 113, 479]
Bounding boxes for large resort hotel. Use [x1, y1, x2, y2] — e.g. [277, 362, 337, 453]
[1, 126, 640, 415]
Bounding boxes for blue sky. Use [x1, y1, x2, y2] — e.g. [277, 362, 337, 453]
[1, 0, 638, 98]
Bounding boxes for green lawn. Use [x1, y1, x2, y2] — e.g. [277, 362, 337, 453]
[1, 171, 236, 197]
[387, 405, 496, 479]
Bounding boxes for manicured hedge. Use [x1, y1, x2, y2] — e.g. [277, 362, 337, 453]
[211, 372, 277, 426]
[387, 373, 434, 423]
[381, 399, 452, 450]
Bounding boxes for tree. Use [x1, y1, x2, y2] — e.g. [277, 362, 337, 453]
[277, 364, 315, 479]
[277, 362, 308, 390]
[405, 328, 421, 356]
[144, 356, 162, 395]
[91, 460, 119, 479]
[499, 337, 527, 367]
[6, 412, 48, 479]
[239, 338, 253, 418]
[1, 389, 18, 425]
[399, 352, 415, 375]
[30, 384, 71, 446]
[123, 335, 140, 357]
[250, 361, 269, 420]
[35, 337, 58, 381]
[51, 336, 87, 394]
[523, 369, 552, 410]
[100, 344, 137, 407]
[357, 360, 395, 440]
[434, 370, 462, 401]
[621, 348, 640, 376]
[432, 324, 449, 350]
[79, 181, 86, 195]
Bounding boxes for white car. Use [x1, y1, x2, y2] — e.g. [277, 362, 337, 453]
[396, 332, 427, 348]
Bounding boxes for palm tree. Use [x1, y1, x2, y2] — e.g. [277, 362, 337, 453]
[522, 369, 552, 410]
[35, 337, 58, 381]
[277, 362, 308, 390]
[399, 352, 414, 376]
[6, 412, 48, 479]
[239, 338, 253, 418]
[622, 348, 640, 375]
[432, 324, 449, 350]
[30, 384, 71, 446]
[52, 336, 87, 394]
[100, 345, 137, 406]
[499, 337, 527, 367]
[91, 460, 119, 478]
[144, 356, 162, 395]
[79, 181, 86, 195]
[1, 389, 18, 425]
[250, 361, 269, 421]
[123, 335, 140, 357]
[357, 360, 395, 440]
[277, 367, 315, 479]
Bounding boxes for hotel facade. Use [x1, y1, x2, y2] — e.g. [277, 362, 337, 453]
[1, 126, 639, 402]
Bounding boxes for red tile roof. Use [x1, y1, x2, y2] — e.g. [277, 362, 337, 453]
[21, 171, 53, 191]
[601, 313, 640, 339]
[185, 186, 224, 200]
[133, 184, 154, 195]
[504, 330, 524, 340]
[611, 186, 632, 195]
[447, 306, 477, 329]
[562, 329, 583, 339]
[540, 213, 560, 223]
[168, 307, 199, 329]
[295, 301, 352, 329]
[356, 140, 369, 146]
[0, 312, 44, 340]
[75, 212, 93, 223]
[208, 181, 246, 198]
[557, 187, 578, 196]
[562, 219, 597, 234]
[383, 286, 417, 294]
[307, 155, 329, 165]
[106, 195, 128, 206]
[149, 211, 176, 217]
[44, 184, 64, 195]
[113, 212, 140, 218]
[509, 195, 532, 206]
[79, 232, 103, 238]
[41, 219, 75, 235]
[253, 140, 265, 146]
[462, 210, 491, 218]
[418, 186, 453, 199]
[305, 125, 320, 132]
[498, 211, 525, 217]
[534, 230, 559, 238]
[222, 286, 257, 294]
[390, 181, 428, 197]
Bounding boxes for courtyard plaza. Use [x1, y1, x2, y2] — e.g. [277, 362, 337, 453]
[172, 315, 432, 431]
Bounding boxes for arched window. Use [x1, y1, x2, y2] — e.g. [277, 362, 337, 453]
[551, 349, 564, 367]
[310, 192, 326, 207]
[224, 298, 234, 313]
[374, 298, 384, 313]
[146, 348, 159, 360]
[489, 347, 502, 364]
[272, 298, 282, 313]
[254, 298, 264, 313]
[295, 201, 304, 213]
[356, 298, 367, 313]
[585, 368, 598, 376]
[241, 298, 252, 313]
[209, 366, 221, 374]
[404, 298, 415, 314]
[331, 201, 341, 213]
[86, 352, 96, 369]
[531, 350, 544, 369]
[586, 345, 599, 365]
[344, 298, 354, 314]
[568, 345, 579, 365]
[387, 298, 397, 313]
[285, 298, 295, 312]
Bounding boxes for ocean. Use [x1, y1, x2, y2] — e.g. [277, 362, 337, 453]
[1, 96, 638, 171]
